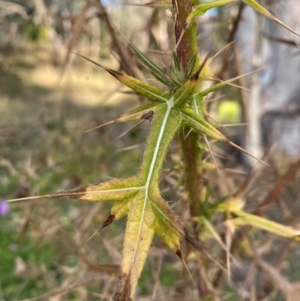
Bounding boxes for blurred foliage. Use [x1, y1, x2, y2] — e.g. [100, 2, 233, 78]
[216, 100, 240, 123]
[24, 22, 48, 42]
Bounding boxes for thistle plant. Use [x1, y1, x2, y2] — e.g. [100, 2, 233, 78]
[9, 0, 300, 300]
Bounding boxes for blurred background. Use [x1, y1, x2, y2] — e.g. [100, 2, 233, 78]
[1, 0, 300, 300]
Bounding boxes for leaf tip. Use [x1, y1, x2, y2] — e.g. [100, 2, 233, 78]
[101, 212, 116, 230]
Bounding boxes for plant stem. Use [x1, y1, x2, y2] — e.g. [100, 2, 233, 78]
[172, 0, 194, 70]
[172, 0, 208, 297]
[172, 0, 201, 230]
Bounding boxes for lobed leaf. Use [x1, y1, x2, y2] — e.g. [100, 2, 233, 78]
[112, 103, 184, 299]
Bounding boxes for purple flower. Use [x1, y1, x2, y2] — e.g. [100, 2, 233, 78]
[0, 200, 9, 216]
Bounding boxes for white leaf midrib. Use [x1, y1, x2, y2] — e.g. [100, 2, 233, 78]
[131, 98, 174, 264]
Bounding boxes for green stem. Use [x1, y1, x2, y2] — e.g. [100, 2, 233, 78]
[173, 0, 201, 227]
[172, 0, 195, 71]
[172, 0, 200, 209]
[173, 0, 208, 297]
[180, 130, 201, 212]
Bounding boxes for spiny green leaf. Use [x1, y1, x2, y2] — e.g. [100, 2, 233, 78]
[203, 185, 212, 205]
[126, 102, 159, 115]
[149, 190, 181, 251]
[102, 72, 167, 103]
[7, 178, 141, 204]
[187, 0, 300, 38]
[180, 105, 226, 140]
[243, 0, 300, 37]
[74, 53, 167, 103]
[139, 102, 182, 184]
[196, 83, 224, 99]
[132, 45, 173, 87]
[172, 52, 181, 73]
[56, 177, 142, 202]
[86, 103, 158, 133]
[180, 106, 267, 164]
[197, 67, 267, 100]
[147, 0, 172, 8]
[210, 196, 228, 209]
[173, 79, 198, 107]
[191, 92, 204, 118]
[117, 192, 156, 298]
[112, 103, 183, 299]
[117, 103, 158, 123]
[200, 216, 228, 250]
[186, 53, 198, 80]
[173, 63, 204, 107]
[114, 189, 183, 300]
[125, 0, 172, 9]
[220, 201, 300, 241]
[186, 0, 237, 25]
